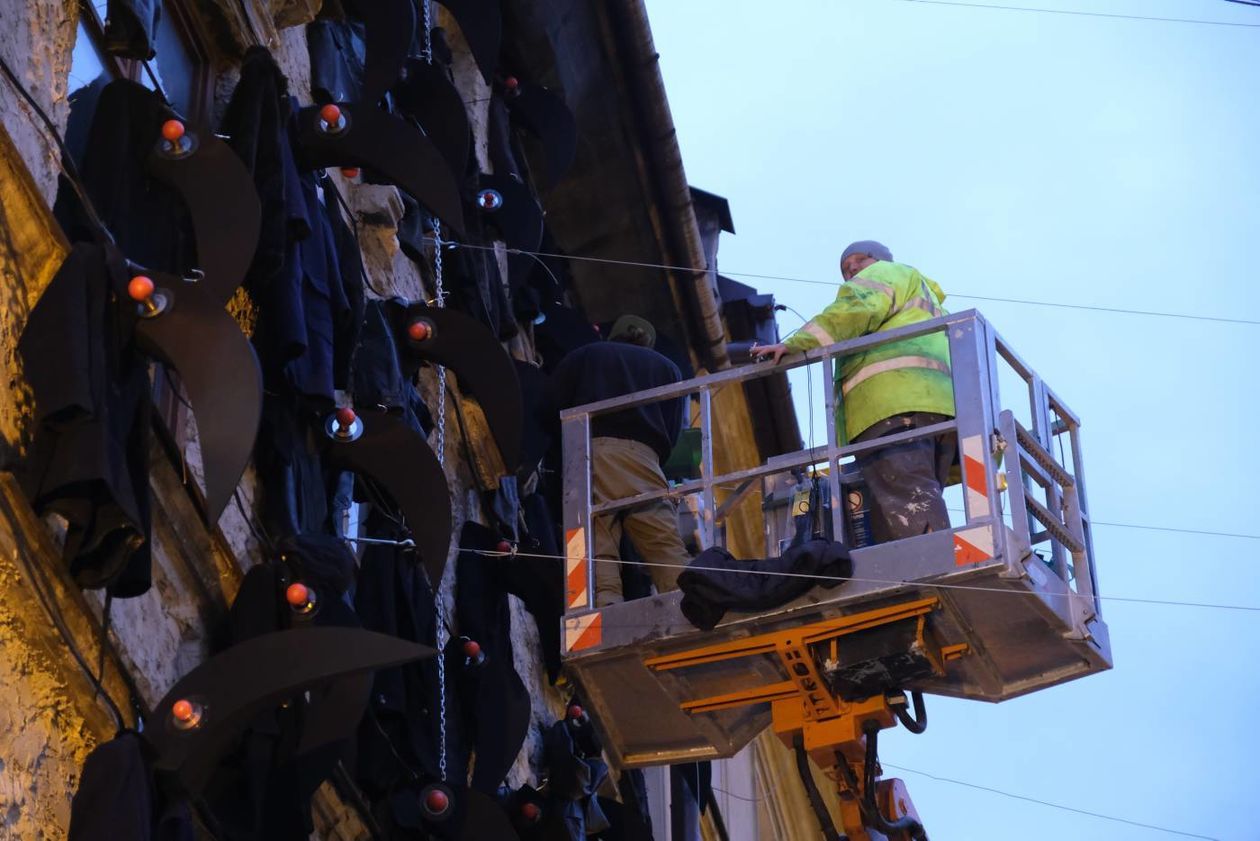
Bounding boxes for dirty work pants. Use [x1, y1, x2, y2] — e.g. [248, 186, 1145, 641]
[591, 436, 688, 606]
[853, 412, 956, 544]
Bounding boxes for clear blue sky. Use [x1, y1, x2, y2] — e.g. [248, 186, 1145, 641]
[644, 1, 1259, 839]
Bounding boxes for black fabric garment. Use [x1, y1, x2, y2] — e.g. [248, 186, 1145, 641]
[19, 243, 153, 597]
[534, 303, 600, 373]
[220, 48, 307, 290]
[542, 718, 611, 841]
[205, 537, 362, 840]
[677, 539, 853, 631]
[350, 299, 432, 434]
[544, 341, 684, 465]
[515, 360, 551, 481]
[306, 17, 366, 105]
[69, 731, 193, 841]
[254, 393, 334, 538]
[514, 493, 564, 683]
[323, 180, 366, 392]
[455, 522, 531, 794]
[54, 79, 196, 278]
[853, 412, 957, 544]
[354, 509, 468, 800]
[103, 0, 161, 59]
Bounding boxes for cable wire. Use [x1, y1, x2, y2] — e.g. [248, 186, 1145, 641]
[469, 547, 1260, 613]
[431, 239, 1260, 327]
[887, 0, 1260, 28]
[881, 763, 1219, 840]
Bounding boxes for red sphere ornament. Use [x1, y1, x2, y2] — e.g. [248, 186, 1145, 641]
[567, 704, 584, 720]
[320, 103, 342, 125]
[335, 406, 356, 429]
[285, 582, 310, 607]
[407, 320, 432, 342]
[496, 539, 512, 555]
[172, 699, 195, 721]
[340, 167, 360, 178]
[520, 802, 541, 822]
[161, 119, 185, 142]
[504, 76, 519, 92]
[424, 788, 450, 814]
[463, 639, 482, 658]
[128, 275, 155, 302]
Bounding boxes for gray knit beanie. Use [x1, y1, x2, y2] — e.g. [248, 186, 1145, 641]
[840, 240, 893, 264]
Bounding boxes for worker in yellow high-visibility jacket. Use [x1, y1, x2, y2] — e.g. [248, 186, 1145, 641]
[752, 241, 957, 544]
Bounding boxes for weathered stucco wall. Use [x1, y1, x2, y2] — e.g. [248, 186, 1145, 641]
[0, 2, 565, 837]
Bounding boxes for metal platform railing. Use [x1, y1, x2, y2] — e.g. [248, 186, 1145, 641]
[560, 309, 1099, 622]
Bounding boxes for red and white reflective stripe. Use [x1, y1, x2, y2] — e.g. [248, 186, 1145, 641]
[953, 526, 995, 566]
[960, 434, 990, 519]
[564, 612, 603, 653]
[565, 528, 588, 609]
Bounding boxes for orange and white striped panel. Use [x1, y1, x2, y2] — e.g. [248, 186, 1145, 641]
[565, 527, 589, 610]
[564, 612, 603, 653]
[960, 434, 990, 519]
[953, 526, 995, 566]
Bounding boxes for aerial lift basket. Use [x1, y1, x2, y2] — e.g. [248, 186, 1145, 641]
[559, 310, 1112, 769]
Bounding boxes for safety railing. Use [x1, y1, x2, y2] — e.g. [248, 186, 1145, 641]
[559, 309, 1100, 631]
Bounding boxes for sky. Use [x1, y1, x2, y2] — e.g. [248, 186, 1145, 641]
[643, 1, 1260, 839]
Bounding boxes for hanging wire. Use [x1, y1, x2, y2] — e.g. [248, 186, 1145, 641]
[423, 238, 1260, 327]
[887, 0, 1260, 28]
[467, 546, 1260, 613]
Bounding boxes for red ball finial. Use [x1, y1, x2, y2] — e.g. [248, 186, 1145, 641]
[463, 639, 482, 658]
[425, 788, 450, 813]
[407, 320, 432, 342]
[128, 275, 155, 302]
[567, 703, 584, 719]
[320, 103, 342, 125]
[340, 167, 360, 178]
[285, 582, 310, 607]
[335, 407, 356, 429]
[161, 119, 185, 142]
[520, 802, 541, 822]
[496, 539, 512, 554]
[504, 76, 519, 92]
[172, 699, 195, 722]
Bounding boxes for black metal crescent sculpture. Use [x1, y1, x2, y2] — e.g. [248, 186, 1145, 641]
[294, 101, 466, 237]
[505, 82, 577, 189]
[320, 409, 453, 585]
[147, 130, 261, 307]
[359, 0, 415, 105]
[390, 302, 522, 472]
[462, 789, 521, 841]
[435, 0, 502, 83]
[393, 56, 471, 178]
[474, 172, 543, 255]
[145, 627, 432, 796]
[127, 268, 262, 525]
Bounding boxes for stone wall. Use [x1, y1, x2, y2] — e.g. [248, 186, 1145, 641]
[0, 1, 564, 836]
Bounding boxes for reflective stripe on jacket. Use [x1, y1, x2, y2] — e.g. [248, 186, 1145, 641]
[782, 260, 954, 442]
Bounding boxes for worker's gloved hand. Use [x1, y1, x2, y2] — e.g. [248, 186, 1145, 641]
[750, 342, 790, 364]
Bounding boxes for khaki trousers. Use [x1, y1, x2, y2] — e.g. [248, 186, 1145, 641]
[591, 437, 689, 606]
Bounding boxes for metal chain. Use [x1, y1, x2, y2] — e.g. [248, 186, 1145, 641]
[420, 0, 433, 64]
[422, 6, 449, 783]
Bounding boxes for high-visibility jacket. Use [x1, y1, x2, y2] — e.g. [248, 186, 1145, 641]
[783, 260, 954, 443]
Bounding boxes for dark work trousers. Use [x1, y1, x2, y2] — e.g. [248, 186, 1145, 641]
[853, 412, 957, 544]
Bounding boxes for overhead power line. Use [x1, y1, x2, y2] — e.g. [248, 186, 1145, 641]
[433, 240, 1260, 327]
[471, 548, 1260, 614]
[888, 0, 1260, 28]
[882, 763, 1220, 840]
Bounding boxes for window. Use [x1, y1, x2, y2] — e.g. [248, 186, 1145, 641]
[67, 0, 219, 475]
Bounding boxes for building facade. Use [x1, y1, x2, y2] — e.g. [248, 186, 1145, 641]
[0, 1, 835, 838]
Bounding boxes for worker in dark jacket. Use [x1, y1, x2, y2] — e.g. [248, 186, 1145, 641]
[546, 315, 690, 605]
